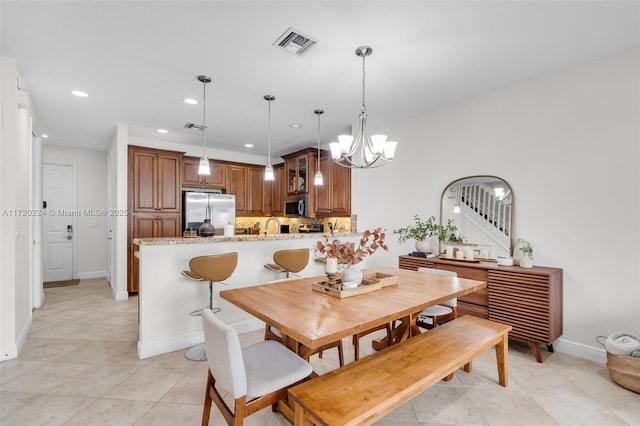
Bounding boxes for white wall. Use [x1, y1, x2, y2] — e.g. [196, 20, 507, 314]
[0, 57, 36, 360]
[42, 146, 108, 279]
[353, 48, 640, 361]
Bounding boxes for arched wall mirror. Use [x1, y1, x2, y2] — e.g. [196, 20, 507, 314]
[440, 176, 513, 259]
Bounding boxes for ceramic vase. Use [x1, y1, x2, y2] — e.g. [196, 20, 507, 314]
[341, 263, 363, 285]
[520, 254, 533, 268]
[198, 219, 216, 237]
[415, 239, 431, 253]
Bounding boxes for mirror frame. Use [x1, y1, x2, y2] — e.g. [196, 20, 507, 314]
[439, 175, 513, 259]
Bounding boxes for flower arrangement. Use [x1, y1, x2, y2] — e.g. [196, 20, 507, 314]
[393, 215, 440, 242]
[316, 227, 388, 265]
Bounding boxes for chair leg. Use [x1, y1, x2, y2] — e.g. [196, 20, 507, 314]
[202, 370, 213, 426]
[353, 334, 360, 361]
[232, 397, 247, 426]
[338, 339, 344, 367]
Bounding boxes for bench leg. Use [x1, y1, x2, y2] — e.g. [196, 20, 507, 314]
[293, 400, 310, 426]
[442, 373, 454, 381]
[495, 333, 509, 387]
[463, 361, 472, 373]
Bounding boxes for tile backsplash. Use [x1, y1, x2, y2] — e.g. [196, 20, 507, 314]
[236, 216, 353, 234]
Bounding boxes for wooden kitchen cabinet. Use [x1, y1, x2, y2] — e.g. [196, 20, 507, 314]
[130, 147, 181, 213]
[181, 156, 228, 189]
[315, 151, 351, 217]
[399, 255, 563, 363]
[282, 148, 317, 195]
[270, 164, 285, 216]
[129, 214, 181, 293]
[128, 146, 183, 293]
[228, 163, 269, 216]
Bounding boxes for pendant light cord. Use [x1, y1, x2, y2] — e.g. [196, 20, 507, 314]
[267, 99, 271, 165]
[202, 77, 207, 158]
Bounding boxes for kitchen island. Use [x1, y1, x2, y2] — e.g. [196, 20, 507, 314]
[133, 232, 358, 359]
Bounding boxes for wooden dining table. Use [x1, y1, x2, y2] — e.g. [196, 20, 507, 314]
[220, 266, 487, 358]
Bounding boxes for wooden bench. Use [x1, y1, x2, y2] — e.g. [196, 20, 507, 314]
[287, 315, 512, 426]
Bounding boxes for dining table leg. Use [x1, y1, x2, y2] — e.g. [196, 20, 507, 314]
[371, 315, 413, 351]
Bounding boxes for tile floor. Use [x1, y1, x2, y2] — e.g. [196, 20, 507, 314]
[1, 278, 638, 425]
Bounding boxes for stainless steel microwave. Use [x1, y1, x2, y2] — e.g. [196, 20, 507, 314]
[284, 195, 308, 217]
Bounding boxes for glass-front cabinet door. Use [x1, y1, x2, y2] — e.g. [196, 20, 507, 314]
[285, 152, 309, 195]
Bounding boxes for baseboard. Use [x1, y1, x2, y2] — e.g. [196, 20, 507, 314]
[136, 318, 264, 360]
[231, 318, 264, 335]
[138, 331, 204, 359]
[76, 271, 108, 280]
[555, 338, 607, 365]
[1, 344, 17, 361]
[112, 287, 129, 302]
[1, 316, 33, 361]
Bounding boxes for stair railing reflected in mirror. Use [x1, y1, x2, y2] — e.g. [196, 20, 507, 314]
[440, 176, 513, 259]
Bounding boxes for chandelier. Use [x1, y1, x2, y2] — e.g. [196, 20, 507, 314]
[330, 46, 397, 168]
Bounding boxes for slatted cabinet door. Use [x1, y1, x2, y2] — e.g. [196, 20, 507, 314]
[488, 268, 563, 361]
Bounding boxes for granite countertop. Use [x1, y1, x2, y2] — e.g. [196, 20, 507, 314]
[133, 232, 359, 245]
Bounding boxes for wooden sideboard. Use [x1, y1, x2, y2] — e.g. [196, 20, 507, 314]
[399, 255, 563, 362]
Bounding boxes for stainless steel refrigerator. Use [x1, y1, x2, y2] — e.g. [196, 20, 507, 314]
[182, 191, 236, 236]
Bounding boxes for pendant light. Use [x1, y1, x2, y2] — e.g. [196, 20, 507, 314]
[313, 109, 324, 186]
[197, 75, 212, 176]
[453, 183, 461, 213]
[329, 46, 397, 168]
[263, 95, 275, 181]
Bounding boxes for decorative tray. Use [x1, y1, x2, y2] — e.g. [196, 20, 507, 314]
[312, 280, 382, 298]
[312, 272, 398, 299]
[363, 272, 399, 287]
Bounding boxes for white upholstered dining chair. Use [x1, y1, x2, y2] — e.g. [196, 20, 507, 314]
[201, 308, 313, 426]
[416, 267, 458, 329]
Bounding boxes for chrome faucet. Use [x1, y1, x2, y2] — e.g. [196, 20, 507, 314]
[264, 216, 281, 234]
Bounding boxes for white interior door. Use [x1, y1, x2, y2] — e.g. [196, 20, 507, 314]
[43, 163, 74, 282]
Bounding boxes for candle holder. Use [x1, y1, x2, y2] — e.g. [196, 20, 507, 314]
[326, 272, 338, 287]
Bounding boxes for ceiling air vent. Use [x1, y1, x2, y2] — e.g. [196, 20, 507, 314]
[184, 122, 205, 130]
[273, 27, 319, 56]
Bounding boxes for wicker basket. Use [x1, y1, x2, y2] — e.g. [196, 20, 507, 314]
[596, 336, 640, 393]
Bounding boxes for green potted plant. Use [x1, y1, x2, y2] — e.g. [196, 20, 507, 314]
[438, 219, 464, 243]
[394, 215, 440, 253]
[519, 243, 534, 268]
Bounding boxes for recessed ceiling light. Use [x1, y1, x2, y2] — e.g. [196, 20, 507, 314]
[244, 144, 254, 148]
[71, 90, 89, 97]
[157, 129, 168, 134]
[41, 134, 49, 138]
[290, 123, 302, 128]
[184, 98, 198, 105]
